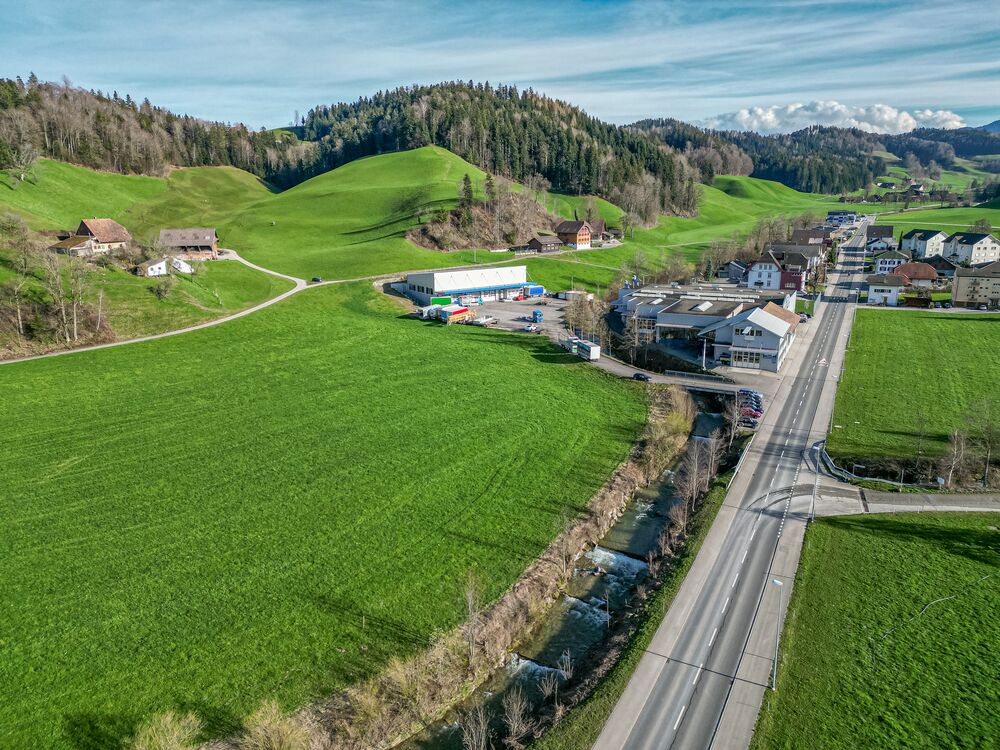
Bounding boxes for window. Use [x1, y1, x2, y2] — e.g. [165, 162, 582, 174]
[732, 350, 762, 365]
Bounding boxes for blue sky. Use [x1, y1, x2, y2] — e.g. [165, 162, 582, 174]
[3, 0, 998, 131]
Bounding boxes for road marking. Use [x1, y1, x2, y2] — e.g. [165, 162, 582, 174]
[750, 527, 756, 541]
[732, 573, 740, 588]
[709, 627, 718, 647]
[741, 549, 748, 564]
[674, 704, 687, 730]
[692, 664, 704, 686]
[722, 596, 730, 614]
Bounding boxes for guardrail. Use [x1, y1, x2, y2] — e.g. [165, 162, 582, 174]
[818, 443, 937, 490]
[727, 433, 757, 489]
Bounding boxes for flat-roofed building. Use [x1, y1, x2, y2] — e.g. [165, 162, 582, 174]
[405, 266, 530, 305]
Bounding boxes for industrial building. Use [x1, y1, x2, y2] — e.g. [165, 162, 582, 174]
[404, 266, 536, 306]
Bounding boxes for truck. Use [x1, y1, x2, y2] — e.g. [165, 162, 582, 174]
[531, 309, 544, 323]
[575, 339, 601, 361]
[524, 285, 546, 297]
[439, 304, 472, 324]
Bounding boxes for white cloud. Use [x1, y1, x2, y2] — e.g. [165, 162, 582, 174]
[701, 101, 966, 134]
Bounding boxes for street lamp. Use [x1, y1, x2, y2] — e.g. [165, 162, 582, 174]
[771, 578, 784, 692]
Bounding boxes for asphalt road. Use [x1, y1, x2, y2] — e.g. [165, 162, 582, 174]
[597, 221, 869, 750]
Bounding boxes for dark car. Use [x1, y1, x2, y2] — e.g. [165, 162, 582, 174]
[632, 372, 653, 382]
[738, 388, 762, 398]
[311, 277, 323, 283]
[738, 417, 759, 429]
[943, 302, 952, 309]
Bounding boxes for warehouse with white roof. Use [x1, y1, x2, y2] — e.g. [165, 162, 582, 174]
[405, 266, 532, 305]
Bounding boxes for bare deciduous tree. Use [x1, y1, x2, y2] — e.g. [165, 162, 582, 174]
[944, 429, 968, 487]
[668, 501, 689, 537]
[40, 252, 70, 343]
[502, 687, 533, 749]
[461, 703, 494, 750]
[68, 259, 89, 341]
[464, 571, 481, 673]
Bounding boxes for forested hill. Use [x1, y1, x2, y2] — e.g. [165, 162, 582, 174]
[0, 76, 313, 185]
[298, 82, 699, 220]
[632, 120, 884, 194]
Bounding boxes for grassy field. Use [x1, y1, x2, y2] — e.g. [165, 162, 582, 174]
[874, 203, 1000, 236]
[0, 282, 646, 749]
[752, 512, 1000, 750]
[827, 310, 1000, 461]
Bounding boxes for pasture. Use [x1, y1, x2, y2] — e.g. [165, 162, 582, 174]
[827, 310, 1000, 461]
[752, 512, 1000, 749]
[0, 282, 645, 749]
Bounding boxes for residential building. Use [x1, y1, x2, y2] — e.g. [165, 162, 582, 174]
[892, 262, 937, 287]
[826, 210, 857, 225]
[525, 235, 562, 253]
[158, 228, 219, 259]
[405, 266, 529, 305]
[698, 302, 800, 372]
[716, 259, 747, 284]
[554, 220, 592, 249]
[75, 218, 132, 254]
[790, 228, 826, 245]
[866, 224, 894, 241]
[866, 274, 905, 306]
[866, 237, 896, 253]
[170, 257, 194, 274]
[953, 261, 1000, 308]
[135, 258, 168, 278]
[925, 255, 959, 278]
[943, 232, 1000, 265]
[48, 236, 96, 257]
[900, 229, 947, 259]
[873, 249, 909, 275]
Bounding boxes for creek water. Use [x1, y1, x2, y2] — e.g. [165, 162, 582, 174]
[400, 452, 686, 750]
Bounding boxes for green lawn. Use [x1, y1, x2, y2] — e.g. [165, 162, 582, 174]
[0, 282, 645, 749]
[752, 513, 1000, 750]
[828, 310, 1000, 461]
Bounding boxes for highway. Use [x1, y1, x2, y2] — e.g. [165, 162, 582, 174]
[595, 219, 869, 750]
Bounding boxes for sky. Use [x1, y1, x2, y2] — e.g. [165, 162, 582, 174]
[3, 0, 999, 132]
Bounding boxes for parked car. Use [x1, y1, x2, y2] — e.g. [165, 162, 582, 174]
[738, 388, 762, 398]
[978, 304, 989, 311]
[311, 277, 322, 283]
[739, 399, 763, 410]
[933, 302, 942, 309]
[740, 407, 763, 418]
[632, 372, 652, 382]
[943, 302, 952, 309]
[523, 324, 539, 332]
[738, 417, 759, 429]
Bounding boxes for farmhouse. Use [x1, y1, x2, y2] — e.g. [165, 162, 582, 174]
[873, 249, 908, 275]
[48, 235, 96, 257]
[943, 232, 1000, 265]
[892, 262, 937, 287]
[75, 218, 132, 254]
[525, 235, 562, 253]
[790, 228, 827, 245]
[953, 261, 1000, 308]
[866, 274, 904, 306]
[405, 265, 530, 305]
[554, 220, 592, 249]
[135, 258, 168, 278]
[158, 228, 219, 260]
[698, 302, 799, 372]
[901, 229, 947, 259]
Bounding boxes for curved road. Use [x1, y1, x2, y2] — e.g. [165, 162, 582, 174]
[596, 220, 870, 750]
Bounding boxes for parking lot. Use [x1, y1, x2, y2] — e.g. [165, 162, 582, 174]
[472, 296, 571, 336]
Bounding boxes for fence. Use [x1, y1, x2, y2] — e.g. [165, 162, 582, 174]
[818, 442, 936, 490]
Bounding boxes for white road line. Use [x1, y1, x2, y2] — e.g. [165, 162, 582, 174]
[674, 704, 687, 730]
[722, 596, 730, 614]
[709, 627, 718, 647]
[750, 527, 756, 541]
[692, 664, 704, 686]
[732, 573, 740, 588]
[741, 549, 748, 564]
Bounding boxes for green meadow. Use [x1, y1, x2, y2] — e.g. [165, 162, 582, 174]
[827, 310, 1000, 461]
[0, 282, 645, 749]
[753, 513, 1000, 750]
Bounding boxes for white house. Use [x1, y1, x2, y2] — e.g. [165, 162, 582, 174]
[698, 302, 800, 372]
[867, 274, 904, 306]
[866, 237, 896, 253]
[943, 232, 1000, 265]
[745, 253, 782, 290]
[900, 229, 947, 259]
[873, 250, 908, 275]
[170, 257, 194, 274]
[135, 258, 168, 278]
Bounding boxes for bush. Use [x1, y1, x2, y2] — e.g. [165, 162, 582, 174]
[151, 276, 175, 300]
[127, 711, 202, 750]
[240, 700, 313, 750]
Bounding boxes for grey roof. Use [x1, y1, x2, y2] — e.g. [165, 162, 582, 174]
[867, 274, 905, 287]
[945, 232, 997, 245]
[531, 234, 562, 244]
[902, 228, 946, 241]
[137, 257, 167, 270]
[555, 220, 591, 234]
[866, 225, 894, 238]
[874, 250, 908, 260]
[955, 261, 1000, 278]
[158, 228, 218, 247]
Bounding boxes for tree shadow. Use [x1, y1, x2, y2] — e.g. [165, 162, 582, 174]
[63, 712, 137, 750]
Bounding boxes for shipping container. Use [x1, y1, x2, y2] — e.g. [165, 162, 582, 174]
[525, 285, 546, 297]
[430, 296, 453, 306]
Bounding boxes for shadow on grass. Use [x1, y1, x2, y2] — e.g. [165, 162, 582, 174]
[64, 712, 136, 750]
[820, 515, 1000, 568]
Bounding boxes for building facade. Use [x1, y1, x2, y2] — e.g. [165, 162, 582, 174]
[943, 233, 1000, 265]
[159, 228, 219, 260]
[901, 229, 947, 259]
[953, 262, 1000, 308]
[405, 266, 530, 305]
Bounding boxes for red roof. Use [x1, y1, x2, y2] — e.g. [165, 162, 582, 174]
[893, 262, 937, 282]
